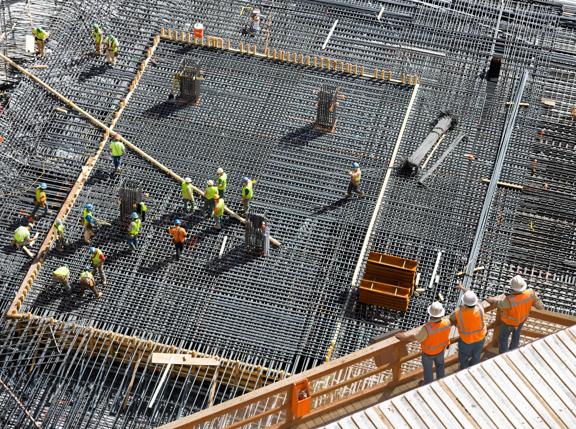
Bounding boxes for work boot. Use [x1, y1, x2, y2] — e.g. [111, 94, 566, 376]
[345, 193, 351, 198]
[358, 192, 365, 198]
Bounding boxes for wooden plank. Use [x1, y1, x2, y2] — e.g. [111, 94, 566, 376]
[334, 417, 359, 429]
[505, 354, 576, 426]
[365, 407, 393, 428]
[440, 376, 498, 428]
[429, 382, 478, 428]
[536, 339, 576, 380]
[389, 397, 427, 428]
[453, 371, 514, 429]
[350, 411, 378, 429]
[401, 390, 445, 428]
[151, 354, 219, 366]
[416, 385, 465, 429]
[377, 402, 410, 428]
[555, 330, 576, 359]
[467, 365, 530, 428]
[480, 359, 552, 428]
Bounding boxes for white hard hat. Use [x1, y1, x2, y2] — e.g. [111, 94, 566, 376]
[216, 167, 224, 174]
[207, 180, 214, 186]
[427, 301, 445, 318]
[463, 290, 478, 306]
[510, 275, 527, 292]
[185, 177, 192, 183]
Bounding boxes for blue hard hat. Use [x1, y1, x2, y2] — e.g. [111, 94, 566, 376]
[89, 247, 96, 254]
[39, 182, 47, 190]
[242, 177, 250, 183]
[84, 203, 94, 211]
[174, 219, 181, 225]
[130, 212, 139, 220]
[352, 162, 360, 169]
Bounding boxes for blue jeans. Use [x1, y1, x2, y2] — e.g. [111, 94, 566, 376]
[499, 323, 523, 354]
[112, 155, 123, 169]
[127, 235, 138, 250]
[422, 352, 445, 384]
[458, 338, 484, 370]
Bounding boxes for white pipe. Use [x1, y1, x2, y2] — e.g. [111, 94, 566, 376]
[322, 20, 338, 50]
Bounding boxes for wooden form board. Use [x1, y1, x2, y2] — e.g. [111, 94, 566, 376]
[151, 353, 219, 366]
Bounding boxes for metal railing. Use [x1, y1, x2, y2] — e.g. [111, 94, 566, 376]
[159, 304, 576, 429]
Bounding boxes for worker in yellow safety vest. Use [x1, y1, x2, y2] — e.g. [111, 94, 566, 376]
[12, 224, 34, 249]
[213, 195, 225, 230]
[32, 27, 49, 57]
[450, 290, 486, 369]
[52, 266, 71, 293]
[104, 34, 119, 65]
[241, 177, 256, 213]
[204, 180, 219, 218]
[92, 23, 103, 55]
[396, 301, 451, 384]
[346, 162, 364, 198]
[181, 177, 196, 213]
[487, 275, 544, 353]
[216, 167, 227, 199]
[89, 246, 107, 285]
[109, 135, 126, 173]
[127, 212, 141, 251]
[53, 218, 65, 252]
[82, 203, 97, 244]
[79, 270, 102, 298]
[31, 182, 49, 218]
[135, 192, 149, 222]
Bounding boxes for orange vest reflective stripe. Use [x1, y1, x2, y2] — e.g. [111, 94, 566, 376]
[455, 305, 486, 344]
[421, 318, 450, 355]
[501, 289, 536, 327]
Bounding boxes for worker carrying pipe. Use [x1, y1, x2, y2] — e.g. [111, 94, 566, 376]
[487, 275, 544, 353]
[32, 27, 49, 58]
[31, 182, 49, 219]
[168, 219, 186, 260]
[92, 23, 104, 55]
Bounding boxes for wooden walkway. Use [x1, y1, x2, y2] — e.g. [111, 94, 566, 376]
[322, 325, 576, 429]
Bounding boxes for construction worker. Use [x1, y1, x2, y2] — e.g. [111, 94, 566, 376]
[12, 224, 34, 249]
[216, 167, 227, 199]
[31, 182, 49, 218]
[92, 23, 104, 55]
[82, 203, 97, 244]
[168, 219, 186, 260]
[89, 247, 107, 285]
[52, 266, 71, 293]
[79, 270, 102, 298]
[109, 135, 126, 173]
[450, 290, 486, 370]
[127, 212, 141, 250]
[204, 180, 218, 218]
[104, 34, 119, 65]
[32, 27, 49, 57]
[241, 177, 256, 213]
[53, 219, 65, 252]
[487, 275, 545, 353]
[346, 162, 364, 198]
[136, 193, 149, 222]
[396, 302, 450, 384]
[182, 177, 196, 213]
[213, 195, 225, 230]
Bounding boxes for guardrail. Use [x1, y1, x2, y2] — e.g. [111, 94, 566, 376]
[159, 303, 576, 429]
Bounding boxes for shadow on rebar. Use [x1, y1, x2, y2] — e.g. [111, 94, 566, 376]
[280, 124, 324, 146]
[78, 63, 110, 82]
[206, 243, 259, 276]
[144, 100, 189, 118]
[138, 254, 175, 273]
[311, 197, 353, 216]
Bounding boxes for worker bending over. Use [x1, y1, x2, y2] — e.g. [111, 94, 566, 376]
[204, 180, 218, 218]
[127, 212, 141, 251]
[52, 266, 71, 293]
[487, 275, 544, 353]
[53, 219, 65, 252]
[168, 219, 186, 260]
[92, 23, 103, 55]
[82, 203, 97, 244]
[450, 290, 486, 369]
[31, 182, 49, 218]
[104, 34, 119, 65]
[216, 168, 227, 199]
[12, 224, 34, 249]
[241, 177, 256, 213]
[346, 162, 364, 198]
[79, 270, 103, 298]
[32, 27, 49, 57]
[181, 177, 196, 213]
[89, 247, 107, 285]
[109, 135, 126, 173]
[396, 302, 450, 384]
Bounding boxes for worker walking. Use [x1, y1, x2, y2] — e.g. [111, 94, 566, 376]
[204, 180, 219, 218]
[241, 177, 256, 213]
[79, 270, 102, 298]
[32, 27, 49, 57]
[31, 182, 49, 218]
[104, 34, 119, 65]
[127, 212, 141, 251]
[213, 196, 225, 230]
[82, 203, 97, 244]
[487, 275, 545, 353]
[92, 23, 104, 55]
[396, 302, 450, 384]
[89, 247, 107, 285]
[12, 224, 34, 249]
[216, 167, 227, 199]
[53, 219, 65, 252]
[450, 290, 486, 369]
[168, 219, 187, 260]
[109, 135, 126, 173]
[182, 177, 196, 213]
[346, 162, 364, 198]
[52, 266, 71, 293]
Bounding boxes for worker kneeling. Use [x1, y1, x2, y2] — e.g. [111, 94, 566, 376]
[52, 266, 71, 293]
[396, 302, 450, 384]
[79, 270, 103, 298]
[12, 224, 34, 249]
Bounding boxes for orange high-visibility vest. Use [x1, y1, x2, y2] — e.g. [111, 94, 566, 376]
[421, 318, 450, 356]
[169, 226, 186, 243]
[455, 305, 486, 344]
[501, 289, 536, 327]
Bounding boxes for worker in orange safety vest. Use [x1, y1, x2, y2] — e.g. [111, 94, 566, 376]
[396, 301, 451, 384]
[450, 290, 486, 369]
[487, 275, 544, 353]
[168, 219, 187, 260]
